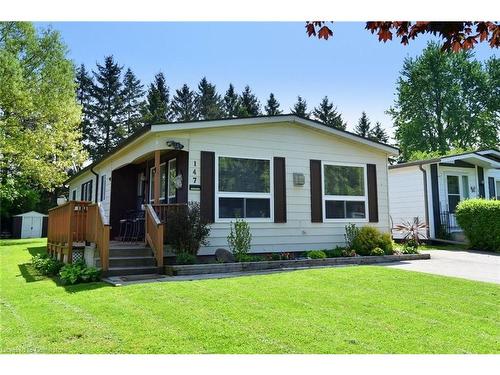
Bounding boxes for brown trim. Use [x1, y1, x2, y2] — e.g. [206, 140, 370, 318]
[310, 160, 323, 223]
[153, 150, 161, 204]
[273, 157, 287, 223]
[488, 177, 496, 199]
[200, 151, 215, 223]
[367, 164, 378, 222]
[430, 163, 441, 236]
[477, 166, 485, 198]
[42, 216, 48, 237]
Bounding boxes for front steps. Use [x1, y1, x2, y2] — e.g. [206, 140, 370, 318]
[96, 243, 160, 277]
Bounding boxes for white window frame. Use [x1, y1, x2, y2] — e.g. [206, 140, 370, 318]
[149, 162, 166, 203]
[321, 161, 368, 222]
[100, 175, 107, 202]
[215, 154, 274, 223]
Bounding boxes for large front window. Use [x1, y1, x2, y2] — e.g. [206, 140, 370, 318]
[217, 156, 272, 220]
[323, 163, 367, 220]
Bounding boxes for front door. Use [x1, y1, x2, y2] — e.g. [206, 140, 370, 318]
[446, 174, 469, 230]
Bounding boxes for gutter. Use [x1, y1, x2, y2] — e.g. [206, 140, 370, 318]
[90, 166, 99, 204]
[418, 164, 430, 238]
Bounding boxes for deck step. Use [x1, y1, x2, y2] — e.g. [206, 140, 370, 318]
[108, 247, 154, 257]
[105, 266, 159, 277]
[108, 256, 156, 268]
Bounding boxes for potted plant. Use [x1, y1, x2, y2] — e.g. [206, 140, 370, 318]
[57, 196, 67, 206]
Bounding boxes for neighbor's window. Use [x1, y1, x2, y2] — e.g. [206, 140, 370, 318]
[323, 163, 367, 220]
[217, 156, 271, 219]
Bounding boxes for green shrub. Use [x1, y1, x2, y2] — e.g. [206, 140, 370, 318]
[235, 254, 264, 262]
[176, 252, 197, 265]
[31, 254, 64, 276]
[324, 247, 345, 258]
[456, 199, 500, 252]
[227, 218, 252, 259]
[59, 261, 100, 285]
[341, 249, 357, 257]
[400, 245, 419, 254]
[370, 247, 385, 256]
[166, 202, 211, 255]
[351, 226, 394, 256]
[307, 250, 327, 259]
[344, 223, 359, 249]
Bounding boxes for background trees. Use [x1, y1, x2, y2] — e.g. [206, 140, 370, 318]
[264, 93, 282, 115]
[312, 96, 346, 130]
[197, 77, 223, 120]
[291, 96, 309, 118]
[354, 111, 371, 137]
[389, 42, 499, 160]
[172, 84, 198, 121]
[0, 22, 86, 221]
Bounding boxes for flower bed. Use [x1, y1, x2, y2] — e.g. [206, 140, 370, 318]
[164, 253, 430, 276]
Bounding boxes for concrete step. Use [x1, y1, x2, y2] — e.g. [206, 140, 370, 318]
[105, 266, 160, 277]
[108, 256, 156, 268]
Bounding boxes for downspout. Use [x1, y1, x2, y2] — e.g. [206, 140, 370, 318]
[419, 164, 430, 238]
[90, 167, 99, 204]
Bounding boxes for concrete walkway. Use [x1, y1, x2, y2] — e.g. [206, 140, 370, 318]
[383, 249, 500, 284]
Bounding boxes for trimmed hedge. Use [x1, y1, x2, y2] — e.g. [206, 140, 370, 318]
[455, 199, 500, 252]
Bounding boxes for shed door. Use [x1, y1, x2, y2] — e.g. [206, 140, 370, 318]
[22, 217, 42, 238]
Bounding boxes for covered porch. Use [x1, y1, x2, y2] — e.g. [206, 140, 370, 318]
[47, 148, 190, 274]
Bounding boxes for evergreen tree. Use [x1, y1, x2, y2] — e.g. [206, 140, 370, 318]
[223, 83, 240, 117]
[239, 85, 261, 117]
[264, 93, 282, 116]
[145, 72, 170, 124]
[121, 68, 145, 135]
[89, 55, 125, 159]
[197, 77, 223, 120]
[312, 96, 346, 130]
[75, 64, 95, 155]
[369, 122, 389, 143]
[354, 111, 371, 137]
[172, 84, 198, 122]
[290, 96, 309, 118]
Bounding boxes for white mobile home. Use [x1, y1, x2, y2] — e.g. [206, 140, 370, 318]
[49, 115, 398, 275]
[388, 149, 500, 241]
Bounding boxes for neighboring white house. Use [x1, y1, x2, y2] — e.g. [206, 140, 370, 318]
[12, 211, 48, 239]
[388, 149, 500, 241]
[65, 115, 398, 254]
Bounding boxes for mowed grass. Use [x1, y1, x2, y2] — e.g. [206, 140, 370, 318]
[1, 238, 499, 354]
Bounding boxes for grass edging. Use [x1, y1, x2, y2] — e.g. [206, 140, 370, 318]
[165, 253, 431, 276]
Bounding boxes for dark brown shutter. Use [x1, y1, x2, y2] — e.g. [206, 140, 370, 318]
[273, 157, 287, 223]
[310, 160, 323, 223]
[367, 164, 378, 222]
[200, 151, 215, 223]
[176, 151, 189, 204]
[488, 177, 496, 199]
[477, 166, 485, 198]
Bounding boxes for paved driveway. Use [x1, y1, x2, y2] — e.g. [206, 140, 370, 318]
[383, 249, 500, 284]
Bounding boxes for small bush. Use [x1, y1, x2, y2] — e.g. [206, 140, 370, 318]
[59, 261, 100, 285]
[324, 247, 345, 258]
[227, 218, 252, 259]
[400, 245, 419, 254]
[344, 223, 359, 249]
[351, 226, 393, 256]
[370, 247, 385, 256]
[455, 199, 500, 252]
[341, 249, 357, 257]
[307, 250, 327, 259]
[176, 252, 197, 265]
[235, 254, 264, 262]
[166, 202, 211, 256]
[31, 254, 64, 276]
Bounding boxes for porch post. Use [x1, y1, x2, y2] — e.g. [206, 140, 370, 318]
[154, 150, 161, 205]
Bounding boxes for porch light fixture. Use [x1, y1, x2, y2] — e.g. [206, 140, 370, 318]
[166, 140, 184, 150]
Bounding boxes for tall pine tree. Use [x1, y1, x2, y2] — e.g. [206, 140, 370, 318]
[145, 72, 170, 124]
[264, 93, 282, 115]
[172, 84, 198, 122]
[369, 122, 389, 143]
[223, 84, 240, 117]
[75, 64, 95, 156]
[89, 55, 125, 159]
[291, 96, 309, 118]
[197, 77, 223, 120]
[312, 96, 346, 130]
[354, 111, 371, 137]
[122, 68, 145, 135]
[239, 85, 261, 117]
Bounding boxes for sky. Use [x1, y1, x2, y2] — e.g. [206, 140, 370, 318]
[37, 22, 498, 137]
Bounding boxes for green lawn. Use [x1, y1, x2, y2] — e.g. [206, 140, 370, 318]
[1, 238, 499, 354]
